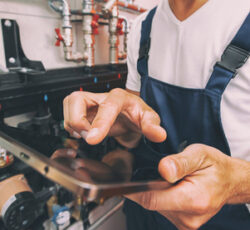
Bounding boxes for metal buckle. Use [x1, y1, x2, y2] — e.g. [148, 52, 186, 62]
[216, 45, 250, 78]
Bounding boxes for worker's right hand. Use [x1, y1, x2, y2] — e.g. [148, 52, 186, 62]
[63, 88, 166, 148]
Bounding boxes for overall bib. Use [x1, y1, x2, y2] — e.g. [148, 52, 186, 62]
[124, 8, 250, 230]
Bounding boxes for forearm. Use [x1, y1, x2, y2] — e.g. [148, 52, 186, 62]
[228, 157, 250, 204]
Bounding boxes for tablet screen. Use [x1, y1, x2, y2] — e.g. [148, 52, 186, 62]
[0, 123, 170, 202]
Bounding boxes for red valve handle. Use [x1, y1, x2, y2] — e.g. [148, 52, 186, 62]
[117, 18, 124, 35]
[91, 14, 100, 35]
[55, 28, 64, 46]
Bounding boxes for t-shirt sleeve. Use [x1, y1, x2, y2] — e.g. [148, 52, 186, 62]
[125, 15, 145, 92]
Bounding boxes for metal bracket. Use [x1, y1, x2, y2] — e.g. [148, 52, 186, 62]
[1, 19, 45, 74]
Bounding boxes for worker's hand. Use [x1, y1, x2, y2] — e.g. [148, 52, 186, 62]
[126, 144, 239, 230]
[63, 89, 166, 148]
[51, 148, 77, 159]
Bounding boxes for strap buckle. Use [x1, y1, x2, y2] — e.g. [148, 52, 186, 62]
[216, 45, 250, 78]
[138, 39, 151, 60]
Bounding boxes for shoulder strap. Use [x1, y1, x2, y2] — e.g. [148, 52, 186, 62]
[206, 13, 250, 94]
[137, 7, 157, 77]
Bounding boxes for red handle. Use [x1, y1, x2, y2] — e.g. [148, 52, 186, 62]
[55, 28, 64, 46]
[117, 18, 124, 35]
[91, 14, 100, 35]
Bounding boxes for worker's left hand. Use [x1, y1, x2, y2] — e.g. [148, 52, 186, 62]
[126, 144, 238, 230]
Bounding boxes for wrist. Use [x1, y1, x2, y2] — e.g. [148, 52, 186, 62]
[227, 157, 250, 204]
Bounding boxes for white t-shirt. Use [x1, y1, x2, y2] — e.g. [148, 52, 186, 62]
[126, 0, 250, 161]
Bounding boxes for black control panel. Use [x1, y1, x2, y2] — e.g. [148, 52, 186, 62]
[0, 64, 127, 118]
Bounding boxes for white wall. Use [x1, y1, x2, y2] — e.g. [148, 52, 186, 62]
[0, 0, 159, 71]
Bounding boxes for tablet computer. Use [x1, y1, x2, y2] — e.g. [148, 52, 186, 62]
[0, 125, 171, 202]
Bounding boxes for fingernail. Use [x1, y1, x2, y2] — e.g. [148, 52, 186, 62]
[72, 131, 81, 139]
[80, 130, 88, 139]
[86, 128, 99, 140]
[67, 149, 76, 156]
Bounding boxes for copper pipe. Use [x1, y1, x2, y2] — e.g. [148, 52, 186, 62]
[117, 1, 146, 13]
[99, 0, 146, 14]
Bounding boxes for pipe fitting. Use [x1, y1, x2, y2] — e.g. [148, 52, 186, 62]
[102, 0, 117, 18]
[108, 4, 119, 64]
[82, 0, 97, 67]
[82, 0, 94, 14]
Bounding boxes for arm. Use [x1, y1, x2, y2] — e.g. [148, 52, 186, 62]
[126, 144, 250, 230]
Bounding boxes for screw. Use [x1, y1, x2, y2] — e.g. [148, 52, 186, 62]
[44, 165, 49, 174]
[8, 57, 16, 64]
[4, 20, 12, 27]
[20, 68, 28, 73]
[22, 220, 28, 226]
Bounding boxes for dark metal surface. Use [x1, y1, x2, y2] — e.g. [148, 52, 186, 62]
[0, 64, 127, 117]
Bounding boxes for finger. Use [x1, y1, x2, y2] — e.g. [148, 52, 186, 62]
[64, 122, 81, 139]
[123, 95, 167, 142]
[125, 181, 194, 212]
[158, 144, 211, 183]
[86, 88, 126, 145]
[63, 138, 80, 150]
[86, 88, 167, 144]
[63, 98, 81, 138]
[140, 109, 167, 142]
[63, 95, 70, 129]
[51, 148, 77, 159]
[66, 91, 98, 138]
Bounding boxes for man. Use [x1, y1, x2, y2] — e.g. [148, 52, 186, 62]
[63, 0, 250, 229]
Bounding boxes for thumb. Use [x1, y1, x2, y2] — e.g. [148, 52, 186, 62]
[158, 144, 210, 183]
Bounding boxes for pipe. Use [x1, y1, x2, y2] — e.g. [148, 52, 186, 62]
[82, 0, 95, 14]
[49, 0, 142, 65]
[117, 1, 146, 13]
[108, 1, 119, 64]
[50, 0, 146, 15]
[105, 0, 128, 63]
[50, 0, 86, 62]
[102, 0, 117, 18]
[61, 0, 87, 62]
[82, 0, 97, 67]
[98, 0, 146, 14]
[61, 0, 72, 48]
[52, 0, 98, 66]
[118, 15, 128, 60]
[48, 0, 63, 13]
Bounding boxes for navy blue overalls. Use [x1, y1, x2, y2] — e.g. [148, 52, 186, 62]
[124, 7, 250, 230]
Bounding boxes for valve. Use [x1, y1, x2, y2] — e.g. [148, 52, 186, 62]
[91, 14, 100, 35]
[55, 28, 64, 46]
[117, 18, 124, 35]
